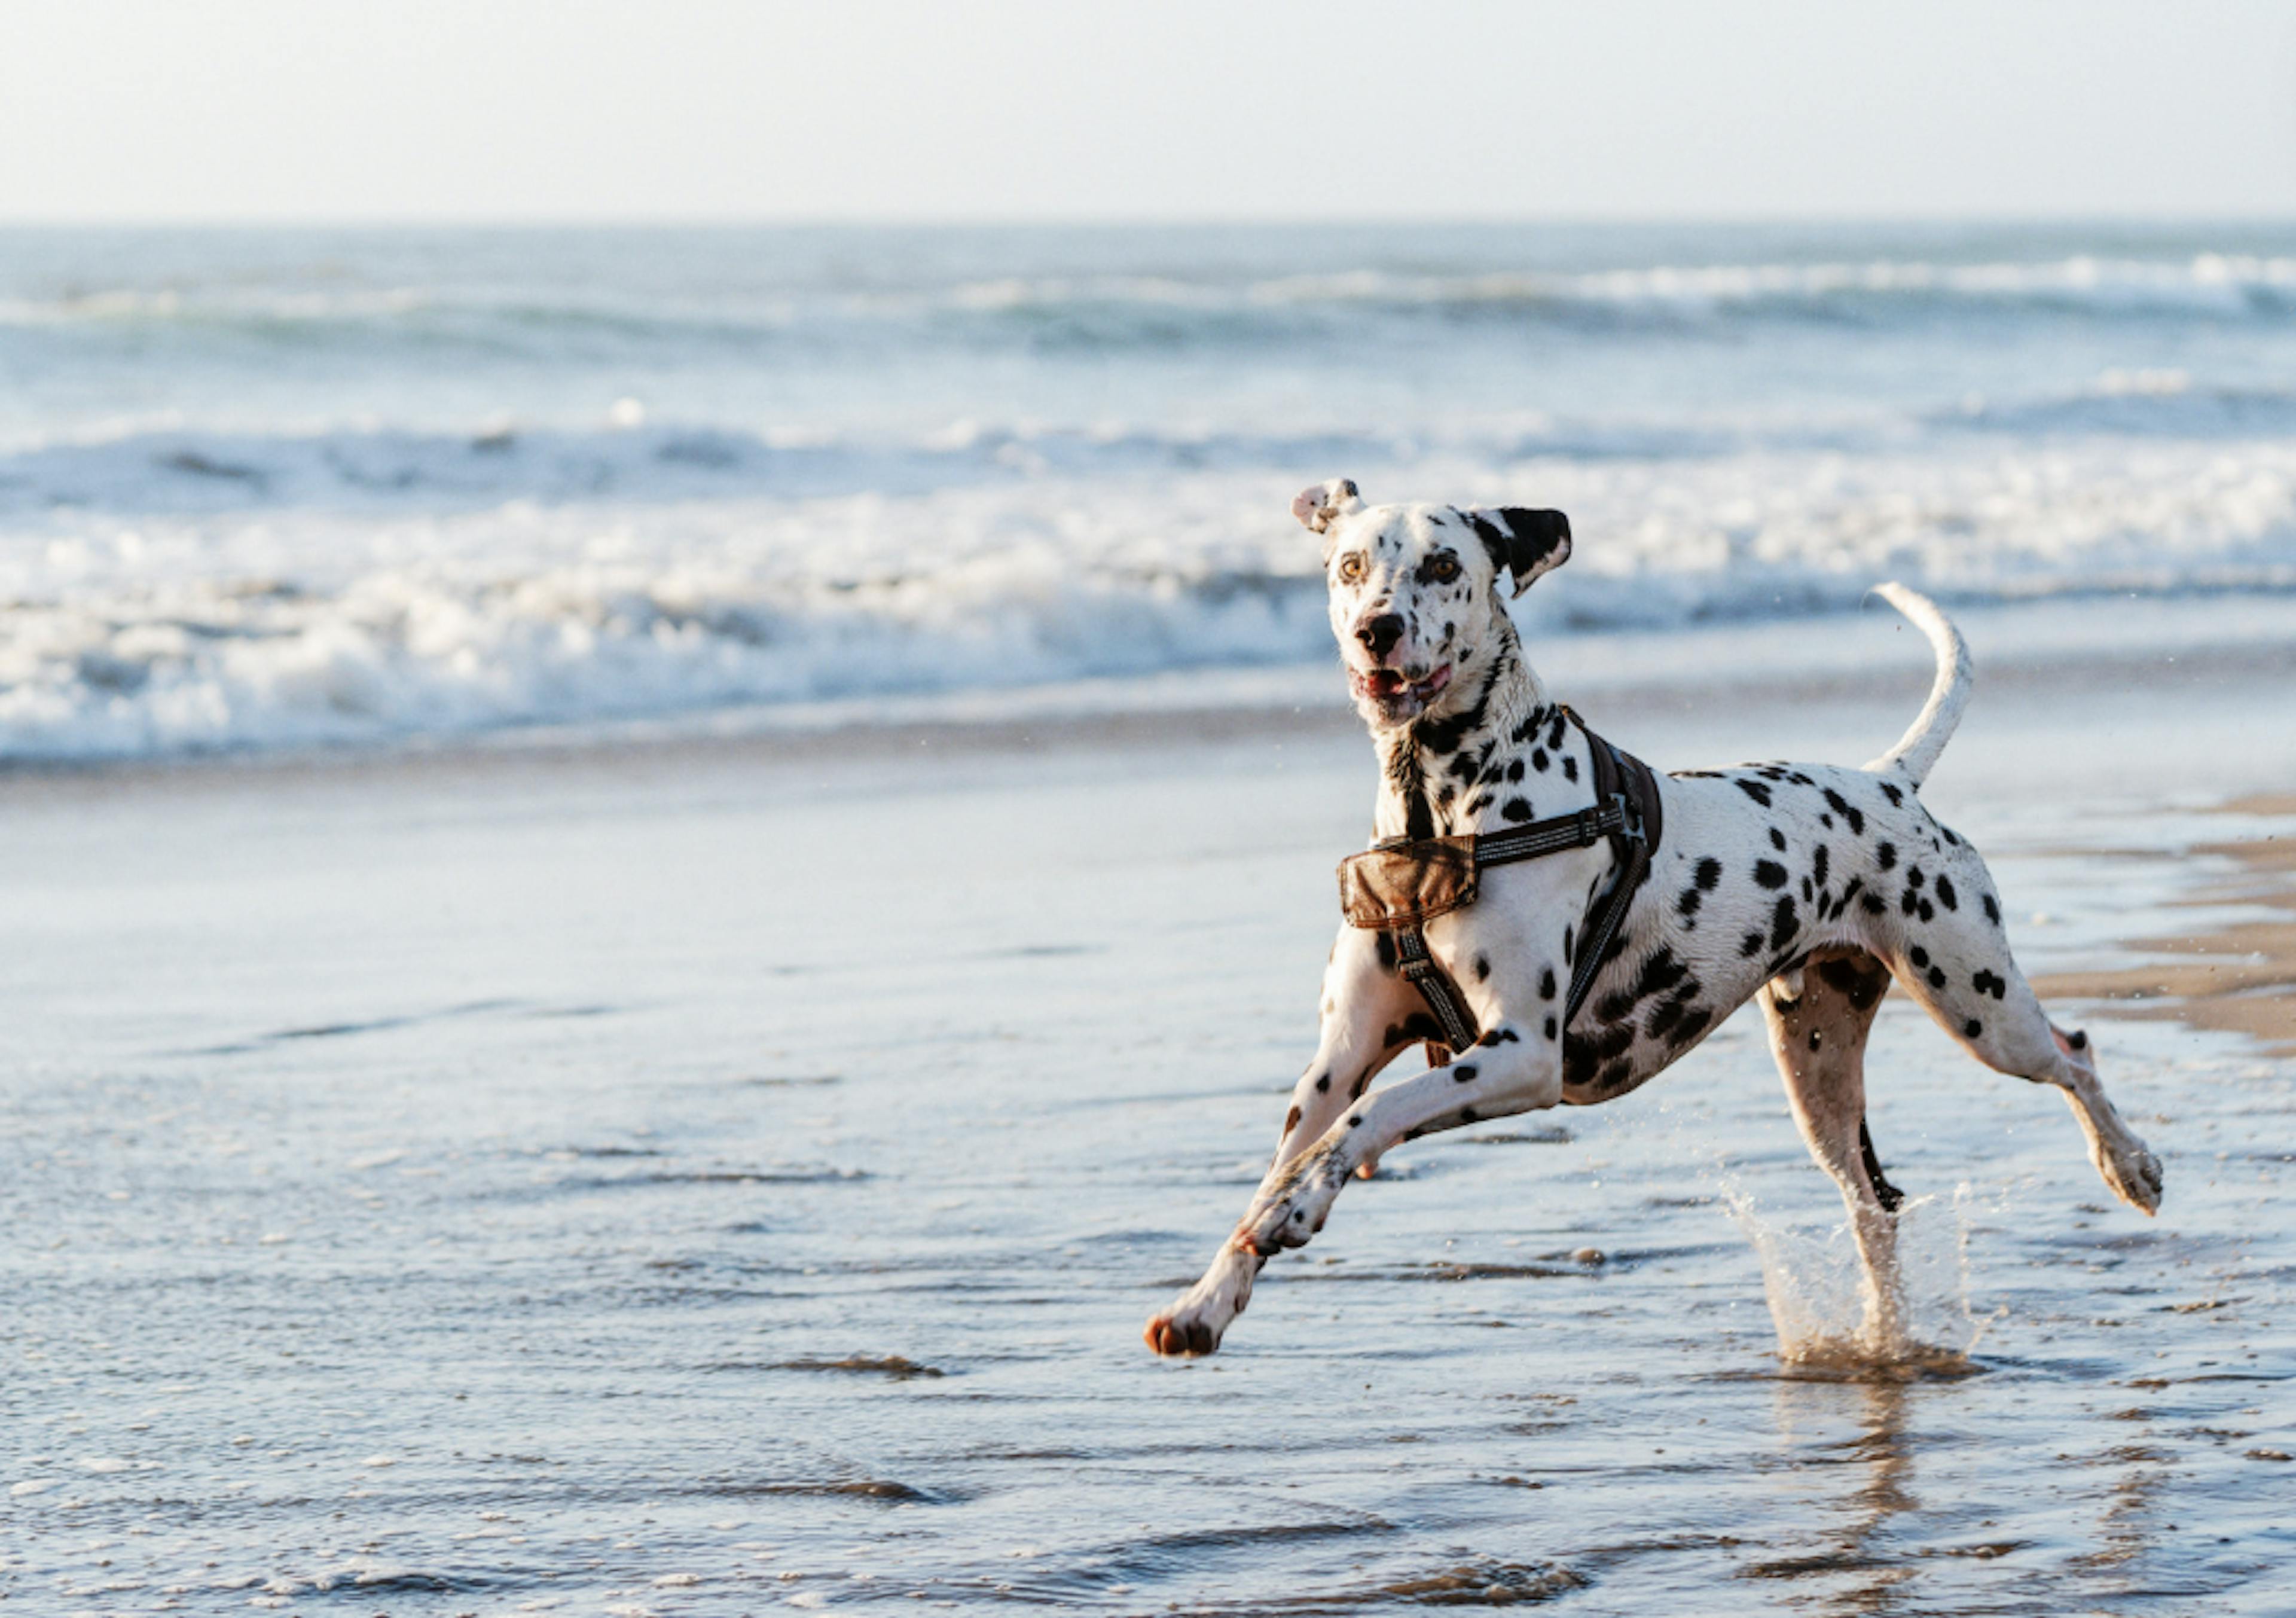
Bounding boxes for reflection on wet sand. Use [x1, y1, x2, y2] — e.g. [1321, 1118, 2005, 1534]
[1749, 1378, 1920, 1611]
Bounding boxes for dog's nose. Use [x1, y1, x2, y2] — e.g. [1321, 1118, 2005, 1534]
[1354, 613, 1404, 658]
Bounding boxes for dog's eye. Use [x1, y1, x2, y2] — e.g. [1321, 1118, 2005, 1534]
[1422, 555, 1460, 584]
[1336, 554, 1367, 584]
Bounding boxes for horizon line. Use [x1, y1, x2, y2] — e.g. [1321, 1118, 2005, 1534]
[5, 209, 2296, 232]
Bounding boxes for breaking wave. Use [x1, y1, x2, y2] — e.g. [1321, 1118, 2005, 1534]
[5, 429, 2296, 762]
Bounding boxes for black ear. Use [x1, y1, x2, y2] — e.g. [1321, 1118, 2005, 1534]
[1465, 507, 1572, 597]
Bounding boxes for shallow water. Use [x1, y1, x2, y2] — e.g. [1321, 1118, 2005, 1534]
[4, 658, 2292, 1616]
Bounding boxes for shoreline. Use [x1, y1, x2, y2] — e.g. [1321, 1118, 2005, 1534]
[2032, 795, 2296, 1054]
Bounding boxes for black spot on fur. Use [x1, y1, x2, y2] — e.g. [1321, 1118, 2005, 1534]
[1769, 895, 1799, 951]
[1822, 789, 1865, 835]
[1861, 893, 1886, 914]
[1452, 1064, 1478, 1083]
[1769, 827, 1788, 851]
[1474, 953, 1491, 981]
[1963, 1018, 1983, 1040]
[1589, 1024, 1635, 1064]
[1981, 893, 2001, 926]
[1935, 875, 1957, 910]
[1972, 969, 2005, 1000]
[1919, 899, 1934, 923]
[1563, 926, 1574, 965]
[1907, 865, 1925, 890]
[1694, 857, 1722, 892]
[1879, 781, 1904, 807]
[1508, 758, 1525, 783]
[1741, 929, 1765, 957]
[1926, 966, 1946, 990]
[1476, 1026, 1521, 1047]
[1314, 1073, 1330, 1092]
[1811, 845, 1829, 890]
[1637, 950, 1687, 999]
[1459, 1106, 1479, 1124]
[1736, 779, 1773, 807]
[2068, 1028, 2087, 1050]
[1677, 886, 1703, 918]
[1538, 965, 1556, 1000]
[1754, 859, 1788, 889]
[1561, 755, 1578, 783]
[1385, 1013, 1443, 1048]
[1596, 1059, 1633, 1092]
[1531, 748, 1549, 771]
[1909, 945, 1929, 967]
[1668, 1006, 1712, 1048]
[1876, 841, 1898, 871]
[1815, 953, 1889, 1012]
[1502, 797, 1534, 823]
[1543, 1015, 1558, 1040]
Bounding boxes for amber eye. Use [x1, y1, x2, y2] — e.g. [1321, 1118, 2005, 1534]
[1423, 554, 1461, 584]
[1336, 554, 1367, 584]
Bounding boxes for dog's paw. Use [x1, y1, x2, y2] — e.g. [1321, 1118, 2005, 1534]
[2099, 1137, 2164, 1216]
[1244, 1155, 1348, 1251]
[1143, 1310, 1224, 1357]
[1143, 1238, 1257, 1357]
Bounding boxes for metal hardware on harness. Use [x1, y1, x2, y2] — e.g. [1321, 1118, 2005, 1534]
[1333, 714, 1665, 1067]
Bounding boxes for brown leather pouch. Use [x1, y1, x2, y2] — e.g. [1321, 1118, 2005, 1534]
[1336, 837, 1479, 930]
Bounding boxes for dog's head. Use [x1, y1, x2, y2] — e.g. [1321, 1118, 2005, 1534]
[1293, 478, 1571, 729]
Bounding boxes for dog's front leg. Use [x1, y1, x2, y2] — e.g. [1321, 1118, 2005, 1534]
[1235, 1037, 1564, 1263]
[1146, 1015, 1561, 1358]
[1144, 927, 1416, 1358]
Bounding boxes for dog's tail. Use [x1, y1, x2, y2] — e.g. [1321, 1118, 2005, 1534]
[1865, 582, 1971, 789]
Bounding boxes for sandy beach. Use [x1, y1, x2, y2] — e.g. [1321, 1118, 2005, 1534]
[4, 602, 2291, 1614]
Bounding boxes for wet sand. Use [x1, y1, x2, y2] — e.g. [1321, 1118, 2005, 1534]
[3, 616, 2293, 1616]
[2033, 797, 2296, 1055]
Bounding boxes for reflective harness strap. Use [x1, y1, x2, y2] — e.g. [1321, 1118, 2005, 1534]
[1393, 924, 1480, 1053]
[1385, 713, 1663, 1061]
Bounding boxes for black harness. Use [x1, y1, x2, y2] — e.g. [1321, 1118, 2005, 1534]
[1335, 710, 1666, 1061]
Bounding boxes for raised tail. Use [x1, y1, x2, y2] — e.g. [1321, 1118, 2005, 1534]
[1864, 583, 1971, 788]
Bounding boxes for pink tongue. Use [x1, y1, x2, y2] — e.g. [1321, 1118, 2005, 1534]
[1365, 671, 1403, 697]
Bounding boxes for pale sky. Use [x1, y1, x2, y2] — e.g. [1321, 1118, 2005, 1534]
[4, 0, 2293, 224]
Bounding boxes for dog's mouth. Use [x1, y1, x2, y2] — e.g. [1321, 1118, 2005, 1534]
[1351, 661, 1452, 717]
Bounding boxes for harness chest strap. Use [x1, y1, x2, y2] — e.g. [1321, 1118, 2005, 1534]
[1336, 715, 1666, 1061]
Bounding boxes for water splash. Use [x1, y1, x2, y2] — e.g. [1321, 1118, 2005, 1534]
[1725, 1186, 1987, 1379]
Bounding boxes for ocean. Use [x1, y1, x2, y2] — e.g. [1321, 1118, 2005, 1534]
[5, 220, 2296, 760]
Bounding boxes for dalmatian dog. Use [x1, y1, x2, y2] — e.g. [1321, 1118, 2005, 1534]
[1143, 478, 2163, 1358]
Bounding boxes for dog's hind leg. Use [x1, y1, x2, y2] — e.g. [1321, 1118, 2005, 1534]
[1874, 852, 2163, 1214]
[1758, 949, 1906, 1344]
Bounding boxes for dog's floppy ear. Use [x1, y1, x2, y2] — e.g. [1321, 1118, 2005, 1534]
[1292, 478, 1363, 535]
[1464, 506, 1572, 597]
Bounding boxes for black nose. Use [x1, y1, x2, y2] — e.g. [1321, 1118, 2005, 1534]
[1355, 613, 1404, 657]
